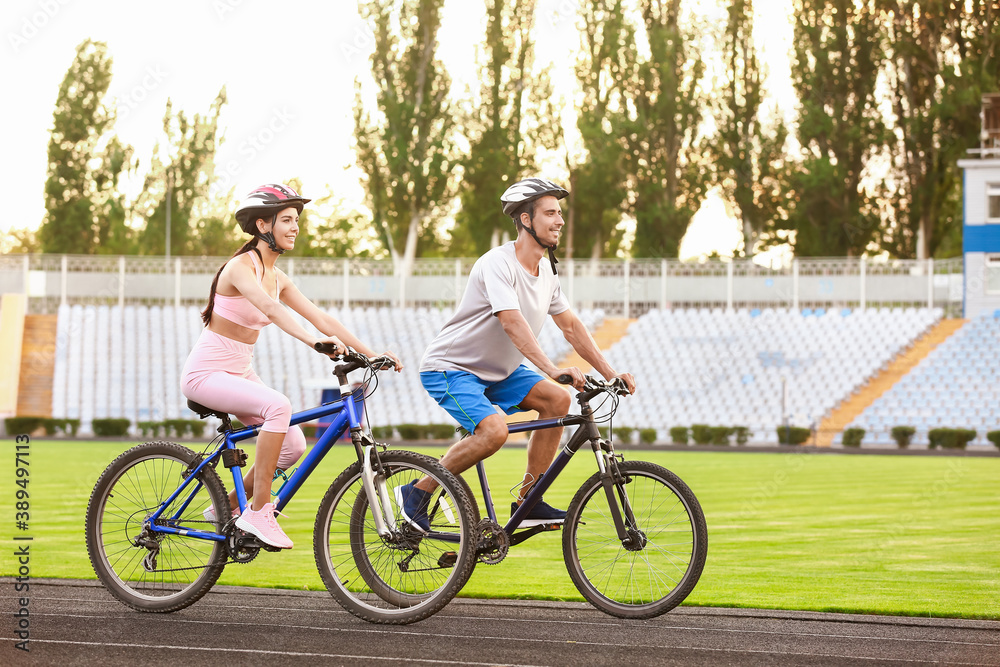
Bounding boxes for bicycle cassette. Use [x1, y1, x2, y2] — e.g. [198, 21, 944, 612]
[476, 518, 509, 565]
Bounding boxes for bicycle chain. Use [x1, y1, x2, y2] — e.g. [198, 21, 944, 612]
[135, 517, 260, 572]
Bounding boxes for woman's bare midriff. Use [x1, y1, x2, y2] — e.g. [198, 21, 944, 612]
[208, 314, 260, 345]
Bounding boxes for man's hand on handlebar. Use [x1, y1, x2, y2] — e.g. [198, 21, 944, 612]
[613, 372, 636, 395]
[551, 367, 585, 390]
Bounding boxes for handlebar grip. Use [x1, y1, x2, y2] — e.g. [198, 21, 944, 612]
[314, 341, 339, 355]
[556, 374, 574, 385]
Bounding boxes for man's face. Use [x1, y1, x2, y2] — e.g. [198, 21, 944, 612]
[523, 195, 564, 247]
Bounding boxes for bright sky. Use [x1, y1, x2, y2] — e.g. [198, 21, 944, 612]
[2, 0, 794, 260]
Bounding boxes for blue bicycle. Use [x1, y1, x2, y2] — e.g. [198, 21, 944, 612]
[85, 346, 478, 624]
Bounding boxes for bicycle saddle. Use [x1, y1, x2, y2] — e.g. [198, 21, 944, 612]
[187, 399, 229, 421]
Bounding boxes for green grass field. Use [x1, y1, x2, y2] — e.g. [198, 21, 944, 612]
[2, 439, 998, 619]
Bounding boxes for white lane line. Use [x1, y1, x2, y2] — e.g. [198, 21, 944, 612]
[0, 639, 544, 667]
[2, 637, 993, 667]
[31, 609, 1000, 650]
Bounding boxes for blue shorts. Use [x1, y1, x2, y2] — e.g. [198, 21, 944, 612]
[420, 366, 546, 435]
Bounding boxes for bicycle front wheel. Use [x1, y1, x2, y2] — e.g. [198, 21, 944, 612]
[313, 450, 477, 624]
[85, 441, 229, 612]
[563, 460, 707, 619]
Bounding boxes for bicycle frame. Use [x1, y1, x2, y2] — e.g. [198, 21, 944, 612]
[145, 386, 368, 543]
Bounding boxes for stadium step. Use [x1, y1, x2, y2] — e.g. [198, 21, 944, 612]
[16, 314, 58, 418]
[816, 318, 968, 446]
[505, 317, 637, 438]
[557, 317, 636, 375]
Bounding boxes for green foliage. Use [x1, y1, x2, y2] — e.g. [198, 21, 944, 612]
[451, 0, 556, 256]
[780, 0, 888, 257]
[137, 421, 162, 438]
[138, 89, 226, 256]
[710, 0, 787, 258]
[427, 424, 457, 440]
[91, 418, 131, 437]
[669, 426, 689, 445]
[598, 426, 610, 440]
[40, 39, 135, 255]
[690, 424, 712, 445]
[5, 417, 46, 435]
[43, 418, 80, 437]
[891, 426, 916, 448]
[733, 426, 750, 445]
[987, 431, 1000, 449]
[777, 426, 811, 445]
[396, 424, 424, 440]
[371, 426, 395, 440]
[355, 0, 455, 268]
[928, 428, 977, 450]
[639, 427, 658, 444]
[842, 428, 865, 447]
[613, 426, 634, 443]
[710, 426, 733, 446]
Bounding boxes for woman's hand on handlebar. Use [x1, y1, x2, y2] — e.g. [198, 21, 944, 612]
[376, 350, 404, 372]
[315, 336, 347, 358]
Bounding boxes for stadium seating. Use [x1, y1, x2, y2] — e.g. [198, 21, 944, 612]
[49, 305, 604, 434]
[847, 314, 1000, 446]
[604, 307, 941, 444]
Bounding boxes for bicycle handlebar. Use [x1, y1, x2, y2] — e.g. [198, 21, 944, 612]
[557, 373, 630, 401]
[313, 342, 397, 375]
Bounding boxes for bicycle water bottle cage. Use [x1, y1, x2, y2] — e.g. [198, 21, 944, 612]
[221, 448, 248, 469]
[271, 468, 295, 497]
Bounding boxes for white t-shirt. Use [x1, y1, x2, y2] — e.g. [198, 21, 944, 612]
[420, 242, 570, 382]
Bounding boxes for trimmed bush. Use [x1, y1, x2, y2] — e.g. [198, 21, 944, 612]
[709, 426, 733, 446]
[396, 424, 423, 440]
[669, 426, 689, 445]
[5, 416, 45, 435]
[987, 431, 1000, 449]
[639, 428, 658, 444]
[598, 426, 610, 440]
[776, 426, 811, 445]
[42, 418, 80, 436]
[928, 428, 977, 450]
[690, 424, 712, 445]
[427, 424, 456, 440]
[890, 426, 916, 448]
[371, 426, 395, 440]
[92, 418, 131, 437]
[299, 424, 318, 439]
[842, 428, 865, 447]
[614, 426, 634, 443]
[137, 421, 162, 438]
[732, 426, 750, 445]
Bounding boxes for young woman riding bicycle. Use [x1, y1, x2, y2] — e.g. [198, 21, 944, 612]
[180, 183, 402, 550]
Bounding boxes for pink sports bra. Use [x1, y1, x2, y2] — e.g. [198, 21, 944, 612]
[212, 252, 278, 330]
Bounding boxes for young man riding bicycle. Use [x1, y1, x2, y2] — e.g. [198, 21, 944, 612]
[398, 177, 636, 531]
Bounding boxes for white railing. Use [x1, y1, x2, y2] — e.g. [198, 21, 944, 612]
[0, 254, 965, 316]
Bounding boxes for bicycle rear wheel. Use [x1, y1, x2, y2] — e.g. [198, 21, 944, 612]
[85, 441, 228, 612]
[563, 460, 707, 619]
[313, 450, 477, 624]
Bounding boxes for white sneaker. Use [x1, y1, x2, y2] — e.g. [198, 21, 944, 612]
[235, 502, 293, 549]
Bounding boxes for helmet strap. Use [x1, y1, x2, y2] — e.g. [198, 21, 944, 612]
[518, 214, 559, 275]
[257, 214, 285, 254]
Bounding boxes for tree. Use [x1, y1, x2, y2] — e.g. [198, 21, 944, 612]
[137, 89, 226, 256]
[623, 0, 711, 258]
[711, 0, 788, 258]
[782, 0, 888, 257]
[354, 0, 456, 275]
[452, 0, 558, 256]
[39, 40, 133, 254]
[879, 0, 1000, 259]
[569, 0, 633, 259]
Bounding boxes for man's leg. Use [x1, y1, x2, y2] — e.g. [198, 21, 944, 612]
[513, 380, 572, 500]
[414, 413, 508, 493]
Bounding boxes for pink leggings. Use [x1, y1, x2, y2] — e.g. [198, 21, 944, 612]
[181, 329, 306, 470]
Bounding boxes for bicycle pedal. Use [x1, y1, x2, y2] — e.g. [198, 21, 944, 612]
[437, 551, 458, 568]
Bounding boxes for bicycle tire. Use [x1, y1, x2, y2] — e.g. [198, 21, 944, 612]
[563, 460, 707, 619]
[313, 450, 477, 624]
[85, 441, 229, 612]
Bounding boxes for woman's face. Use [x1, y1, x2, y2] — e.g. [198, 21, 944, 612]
[258, 206, 299, 251]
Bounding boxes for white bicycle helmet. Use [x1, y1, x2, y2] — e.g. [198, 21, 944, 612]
[500, 177, 569, 218]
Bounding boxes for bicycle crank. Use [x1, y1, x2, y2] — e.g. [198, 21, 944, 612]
[476, 518, 509, 565]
